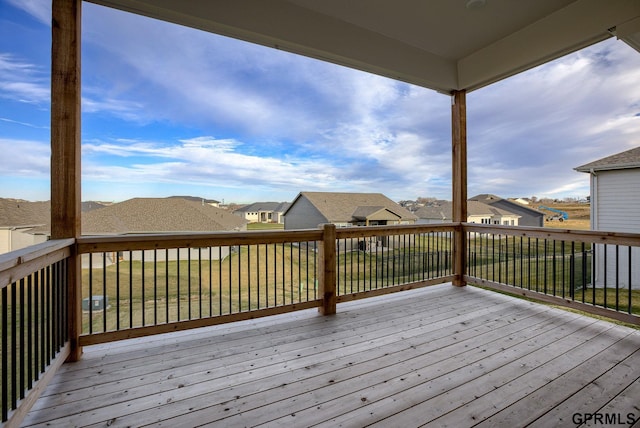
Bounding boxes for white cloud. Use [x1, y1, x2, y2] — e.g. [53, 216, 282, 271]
[79, 3, 446, 145]
[5, 0, 50, 26]
[82, 136, 351, 193]
[81, 97, 146, 122]
[0, 137, 49, 176]
[0, 53, 49, 104]
[3, 2, 640, 203]
[467, 38, 640, 199]
[0, 117, 48, 129]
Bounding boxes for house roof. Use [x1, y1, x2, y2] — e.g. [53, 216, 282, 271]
[287, 192, 417, 223]
[234, 202, 291, 213]
[0, 198, 51, 230]
[415, 201, 518, 220]
[469, 194, 545, 216]
[82, 201, 109, 212]
[88, 0, 640, 94]
[168, 195, 221, 204]
[82, 197, 248, 235]
[574, 146, 640, 172]
[351, 206, 401, 222]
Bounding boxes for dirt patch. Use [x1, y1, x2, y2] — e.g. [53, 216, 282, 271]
[533, 202, 591, 230]
[544, 219, 590, 230]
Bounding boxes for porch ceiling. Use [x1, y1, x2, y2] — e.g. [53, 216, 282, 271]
[87, 0, 640, 93]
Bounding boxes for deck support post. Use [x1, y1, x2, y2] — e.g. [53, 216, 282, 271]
[452, 90, 467, 286]
[51, 0, 82, 361]
[318, 223, 337, 315]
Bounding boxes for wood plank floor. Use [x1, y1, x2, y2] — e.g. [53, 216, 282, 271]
[22, 284, 640, 427]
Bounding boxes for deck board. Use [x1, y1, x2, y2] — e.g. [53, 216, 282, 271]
[21, 284, 640, 428]
[491, 346, 640, 428]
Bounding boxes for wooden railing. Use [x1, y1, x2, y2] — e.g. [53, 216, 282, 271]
[76, 224, 456, 345]
[76, 229, 324, 345]
[334, 224, 455, 302]
[0, 238, 74, 424]
[464, 224, 640, 325]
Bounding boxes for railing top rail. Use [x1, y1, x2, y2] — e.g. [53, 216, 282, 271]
[0, 238, 74, 289]
[77, 223, 460, 253]
[463, 223, 640, 247]
[77, 229, 324, 253]
[0, 238, 74, 272]
[335, 223, 458, 239]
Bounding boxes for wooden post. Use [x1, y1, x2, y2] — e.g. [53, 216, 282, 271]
[318, 223, 337, 315]
[51, 0, 82, 361]
[452, 90, 467, 287]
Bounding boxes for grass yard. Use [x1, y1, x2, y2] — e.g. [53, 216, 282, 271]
[247, 222, 284, 230]
[82, 243, 316, 333]
[577, 287, 640, 315]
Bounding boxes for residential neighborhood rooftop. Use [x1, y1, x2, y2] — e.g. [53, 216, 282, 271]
[168, 195, 221, 205]
[415, 200, 517, 221]
[82, 197, 248, 234]
[286, 192, 418, 223]
[0, 198, 50, 229]
[575, 146, 640, 172]
[469, 194, 544, 215]
[233, 201, 291, 213]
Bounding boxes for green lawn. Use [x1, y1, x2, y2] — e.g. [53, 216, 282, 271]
[82, 239, 453, 334]
[82, 243, 315, 333]
[246, 222, 284, 230]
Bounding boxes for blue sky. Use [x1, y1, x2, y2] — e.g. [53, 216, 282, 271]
[1, 1, 640, 204]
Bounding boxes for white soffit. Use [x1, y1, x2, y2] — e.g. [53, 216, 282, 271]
[615, 16, 640, 53]
[87, 0, 640, 93]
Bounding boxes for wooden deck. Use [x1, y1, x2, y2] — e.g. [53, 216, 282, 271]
[22, 284, 640, 427]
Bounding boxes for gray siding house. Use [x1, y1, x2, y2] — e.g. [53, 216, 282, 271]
[576, 146, 640, 289]
[233, 202, 291, 224]
[469, 194, 545, 227]
[415, 200, 520, 226]
[284, 192, 417, 230]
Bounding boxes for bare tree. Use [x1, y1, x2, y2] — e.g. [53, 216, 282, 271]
[416, 196, 437, 205]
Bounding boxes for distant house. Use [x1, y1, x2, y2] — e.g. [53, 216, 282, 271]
[82, 201, 109, 212]
[82, 197, 247, 234]
[168, 195, 221, 207]
[0, 199, 51, 254]
[415, 200, 521, 226]
[575, 146, 640, 289]
[284, 192, 417, 230]
[233, 202, 291, 224]
[469, 194, 545, 227]
[81, 197, 248, 267]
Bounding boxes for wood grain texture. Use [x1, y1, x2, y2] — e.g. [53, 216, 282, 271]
[51, 0, 81, 241]
[318, 223, 337, 315]
[452, 90, 467, 286]
[22, 284, 640, 427]
[51, 0, 82, 362]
